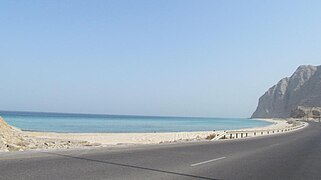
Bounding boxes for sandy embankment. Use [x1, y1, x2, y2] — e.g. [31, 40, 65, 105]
[24, 118, 306, 147]
[0, 117, 93, 152]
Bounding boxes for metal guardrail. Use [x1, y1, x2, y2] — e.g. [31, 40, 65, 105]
[215, 123, 306, 140]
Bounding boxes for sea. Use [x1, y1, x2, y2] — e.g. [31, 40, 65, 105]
[0, 111, 271, 133]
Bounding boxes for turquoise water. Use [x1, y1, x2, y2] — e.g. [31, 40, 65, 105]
[0, 111, 271, 133]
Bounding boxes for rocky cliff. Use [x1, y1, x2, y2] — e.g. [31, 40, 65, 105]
[252, 65, 321, 118]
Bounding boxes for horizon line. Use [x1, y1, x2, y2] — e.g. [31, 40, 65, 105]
[0, 110, 248, 119]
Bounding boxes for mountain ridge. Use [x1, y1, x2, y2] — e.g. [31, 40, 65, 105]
[252, 65, 321, 118]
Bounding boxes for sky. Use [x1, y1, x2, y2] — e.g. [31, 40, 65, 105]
[0, 0, 321, 118]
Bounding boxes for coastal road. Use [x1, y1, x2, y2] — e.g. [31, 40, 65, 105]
[0, 122, 321, 180]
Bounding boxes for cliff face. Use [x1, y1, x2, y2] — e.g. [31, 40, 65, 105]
[252, 65, 321, 118]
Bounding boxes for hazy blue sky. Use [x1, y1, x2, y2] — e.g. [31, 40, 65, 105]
[1, 0, 320, 118]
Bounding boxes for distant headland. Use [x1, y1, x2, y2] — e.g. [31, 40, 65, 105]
[252, 65, 321, 119]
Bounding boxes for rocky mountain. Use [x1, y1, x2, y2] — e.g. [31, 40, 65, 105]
[252, 65, 321, 118]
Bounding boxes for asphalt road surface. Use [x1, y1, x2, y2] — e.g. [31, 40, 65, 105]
[0, 122, 320, 180]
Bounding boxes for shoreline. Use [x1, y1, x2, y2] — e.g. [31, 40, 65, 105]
[1, 117, 308, 152]
[23, 118, 304, 146]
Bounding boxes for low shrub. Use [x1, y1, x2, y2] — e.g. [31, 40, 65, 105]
[206, 134, 216, 140]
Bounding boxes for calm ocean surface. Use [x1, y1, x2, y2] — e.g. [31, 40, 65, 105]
[0, 111, 271, 133]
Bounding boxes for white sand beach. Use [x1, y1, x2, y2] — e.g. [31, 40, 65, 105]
[24, 118, 307, 146]
[1, 117, 307, 152]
